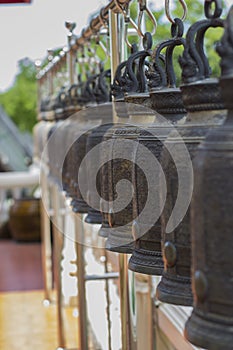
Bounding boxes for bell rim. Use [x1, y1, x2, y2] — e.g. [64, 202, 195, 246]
[85, 211, 102, 224]
[105, 239, 134, 254]
[71, 199, 89, 214]
[128, 247, 163, 275]
[98, 226, 109, 238]
[185, 309, 233, 350]
[156, 274, 193, 306]
[128, 259, 163, 276]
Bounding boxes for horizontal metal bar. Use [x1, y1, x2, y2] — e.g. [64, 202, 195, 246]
[70, 271, 119, 281]
[85, 272, 119, 281]
[100, 27, 138, 35]
[74, 0, 132, 48]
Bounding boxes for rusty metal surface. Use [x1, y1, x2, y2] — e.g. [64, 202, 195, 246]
[85, 122, 114, 224]
[157, 3, 225, 306]
[128, 21, 186, 275]
[185, 6, 233, 348]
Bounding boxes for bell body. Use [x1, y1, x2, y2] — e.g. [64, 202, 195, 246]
[70, 119, 94, 214]
[105, 96, 155, 253]
[105, 123, 140, 253]
[33, 120, 55, 166]
[60, 117, 88, 213]
[185, 76, 233, 348]
[61, 104, 83, 196]
[47, 120, 64, 186]
[98, 102, 132, 238]
[129, 88, 186, 275]
[157, 80, 225, 306]
[69, 104, 112, 215]
[85, 122, 113, 224]
[98, 125, 116, 237]
[61, 120, 75, 195]
[66, 106, 102, 214]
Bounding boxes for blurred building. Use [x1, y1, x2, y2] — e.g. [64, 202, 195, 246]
[0, 105, 32, 172]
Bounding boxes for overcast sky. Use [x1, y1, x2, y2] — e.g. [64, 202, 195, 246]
[0, 0, 106, 91]
[0, 0, 232, 92]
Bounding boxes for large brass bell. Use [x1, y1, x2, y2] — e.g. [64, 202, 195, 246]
[69, 114, 95, 213]
[85, 119, 113, 224]
[84, 70, 113, 224]
[62, 117, 83, 199]
[67, 75, 100, 213]
[156, 3, 225, 306]
[128, 21, 186, 275]
[185, 6, 233, 348]
[98, 76, 140, 239]
[60, 82, 90, 195]
[98, 50, 142, 237]
[105, 40, 154, 253]
[47, 120, 64, 187]
[98, 125, 116, 237]
[70, 70, 112, 214]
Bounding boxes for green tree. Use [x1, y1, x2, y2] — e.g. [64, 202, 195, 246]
[0, 58, 37, 132]
[128, 0, 226, 80]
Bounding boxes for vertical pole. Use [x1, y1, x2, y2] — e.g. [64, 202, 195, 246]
[51, 183, 66, 349]
[47, 50, 54, 97]
[36, 59, 54, 304]
[35, 61, 42, 120]
[67, 48, 77, 86]
[135, 274, 154, 350]
[48, 69, 54, 97]
[40, 167, 53, 303]
[74, 213, 88, 350]
[104, 250, 112, 350]
[109, 11, 120, 82]
[119, 254, 132, 350]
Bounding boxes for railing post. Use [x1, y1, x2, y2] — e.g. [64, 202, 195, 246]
[51, 182, 66, 349]
[40, 166, 53, 303]
[74, 213, 88, 350]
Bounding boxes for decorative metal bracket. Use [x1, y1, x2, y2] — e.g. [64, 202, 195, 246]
[179, 0, 224, 83]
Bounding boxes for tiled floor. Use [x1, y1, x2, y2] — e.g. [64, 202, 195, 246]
[0, 238, 119, 350]
[0, 239, 117, 350]
[0, 241, 70, 350]
[0, 290, 79, 350]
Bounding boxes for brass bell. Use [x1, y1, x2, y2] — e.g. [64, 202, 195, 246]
[98, 105, 135, 239]
[69, 114, 94, 214]
[60, 80, 85, 196]
[68, 75, 101, 213]
[98, 99, 135, 238]
[104, 47, 138, 249]
[84, 71, 113, 224]
[85, 120, 114, 224]
[105, 114, 140, 253]
[69, 70, 111, 215]
[156, 4, 225, 306]
[105, 40, 155, 253]
[128, 20, 186, 275]
[47, 121, 64, 186]
[185, 6, 233, 348]
[98, 125, 116, 237]
[62, 118, 83, 198]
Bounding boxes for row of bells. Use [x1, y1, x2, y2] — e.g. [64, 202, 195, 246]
[34, 5, 233, 350]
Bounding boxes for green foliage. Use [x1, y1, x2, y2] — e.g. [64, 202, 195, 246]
[0, 58, 37, 133]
